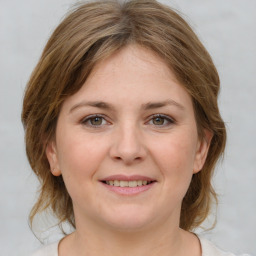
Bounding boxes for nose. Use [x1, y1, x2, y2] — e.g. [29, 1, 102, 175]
[109, 123, 147, 165]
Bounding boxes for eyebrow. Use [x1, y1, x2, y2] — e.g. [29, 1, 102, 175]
[142, 100, 185, 111]
[69, 99, 185, 113]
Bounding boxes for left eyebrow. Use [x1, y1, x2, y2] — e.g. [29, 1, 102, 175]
[142, 100, 185, 111]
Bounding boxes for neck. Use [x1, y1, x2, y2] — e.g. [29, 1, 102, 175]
[80, 225, 180, 256]
[59, 218, 199, 256]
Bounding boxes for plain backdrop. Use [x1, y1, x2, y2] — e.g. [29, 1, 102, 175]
[0, 0, 255, 255]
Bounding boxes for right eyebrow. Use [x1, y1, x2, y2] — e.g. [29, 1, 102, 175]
[69, 101, 114, 113]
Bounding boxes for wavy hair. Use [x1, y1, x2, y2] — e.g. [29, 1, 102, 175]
[22, 0, 226, 232]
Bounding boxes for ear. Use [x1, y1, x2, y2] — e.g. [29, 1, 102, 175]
[193, 129, 213, 174]
[45, 140, 62, 176]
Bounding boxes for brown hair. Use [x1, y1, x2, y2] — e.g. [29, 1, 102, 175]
[22, 0, 226, 232]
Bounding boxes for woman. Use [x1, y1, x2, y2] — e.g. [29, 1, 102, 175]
[22, 0, 250, 255]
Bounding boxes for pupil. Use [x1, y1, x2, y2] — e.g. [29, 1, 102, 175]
[153, 117, 164, 125]
[91, 117, 102, 125]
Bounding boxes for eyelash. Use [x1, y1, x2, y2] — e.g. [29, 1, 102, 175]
[80, 114, 175, 128]
[148, 114, 175, 127]
[81, 114, 108, 128]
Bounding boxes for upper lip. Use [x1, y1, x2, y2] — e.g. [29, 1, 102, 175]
[100, 175, 156, 182]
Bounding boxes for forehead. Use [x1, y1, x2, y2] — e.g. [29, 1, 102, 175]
[89, 45, 178, 85]
[61, 45, 193, 112]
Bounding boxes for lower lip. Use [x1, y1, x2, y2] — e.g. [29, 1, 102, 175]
[100, 182, 156, 196]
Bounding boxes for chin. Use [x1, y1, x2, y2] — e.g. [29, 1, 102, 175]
[98, 206, 159, 232]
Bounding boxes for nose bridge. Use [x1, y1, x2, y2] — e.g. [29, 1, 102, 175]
[110, 119, 146, 164]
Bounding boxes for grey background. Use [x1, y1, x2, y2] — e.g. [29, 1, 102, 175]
[1, 0, 255, 255]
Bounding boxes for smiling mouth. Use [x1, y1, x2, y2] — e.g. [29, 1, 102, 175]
[101, 180, 156, 187]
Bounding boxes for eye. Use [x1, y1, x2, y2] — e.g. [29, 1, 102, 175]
[81, 115, 108, 127]
[148, 114, 175, 127]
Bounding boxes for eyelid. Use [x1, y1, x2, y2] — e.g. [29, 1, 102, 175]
[147, 114, 176, 126]
[80, 113, 175, 128]
[80, 114, 110, 127]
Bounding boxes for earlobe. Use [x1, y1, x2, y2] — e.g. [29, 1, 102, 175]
[45, 141, 62, 176]
[193, 129, 213, 174]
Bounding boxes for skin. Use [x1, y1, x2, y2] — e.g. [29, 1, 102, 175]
[46, 45, 212, 256]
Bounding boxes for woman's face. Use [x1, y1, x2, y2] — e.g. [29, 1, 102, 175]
[46, 45, 211, 232]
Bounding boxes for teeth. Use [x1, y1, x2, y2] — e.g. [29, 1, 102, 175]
[105, 180, 152, 187]
[129, 181, 137, 187]
[137, 180, 142, 186]
[120, 181, 129, 187]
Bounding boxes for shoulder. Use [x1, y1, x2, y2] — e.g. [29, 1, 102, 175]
[30, 242, 59, 256]
[199, 236, 252, 256]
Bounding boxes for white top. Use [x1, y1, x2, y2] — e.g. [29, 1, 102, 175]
[31, 237, 252, 256]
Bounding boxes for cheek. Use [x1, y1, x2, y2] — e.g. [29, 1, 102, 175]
[149, 132, 197, 181]
[56, 131, 108, 182]
[151, 137, 197, 206]
[55, 132, 110, 207]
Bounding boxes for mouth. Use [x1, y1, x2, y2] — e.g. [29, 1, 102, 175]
[99, 175, 157, 195]
[101, 180, 155, 187]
